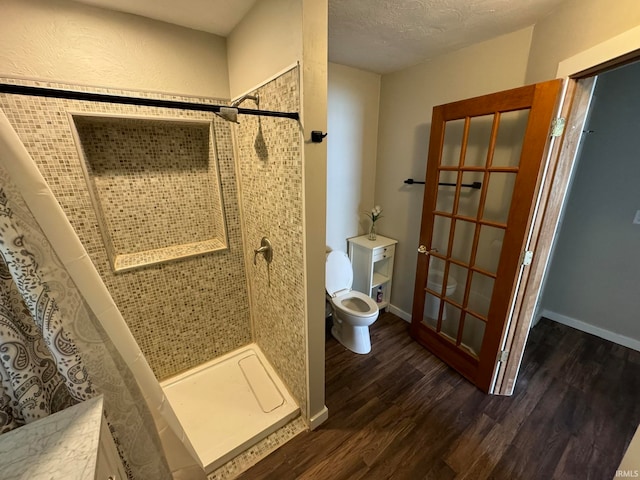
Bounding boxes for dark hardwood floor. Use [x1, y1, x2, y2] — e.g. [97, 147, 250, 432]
[238, 312, 640, 479]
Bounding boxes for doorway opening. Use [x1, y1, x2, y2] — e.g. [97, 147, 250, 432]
[536, 59, 640, 349]
[494, 46, 640, 395]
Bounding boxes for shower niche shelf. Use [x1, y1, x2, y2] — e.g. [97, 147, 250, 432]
[70, 113, 229, 272]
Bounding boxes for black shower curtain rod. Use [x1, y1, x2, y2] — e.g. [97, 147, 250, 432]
[0, 83, 300, 121]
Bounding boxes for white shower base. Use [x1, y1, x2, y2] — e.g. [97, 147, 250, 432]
[161, 344, 300, 473]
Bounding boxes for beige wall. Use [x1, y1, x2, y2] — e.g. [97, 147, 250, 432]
[368, 0, 640, 336]
[227, 0, 302, 98]
[375, 27, 533, 318]
[0, 0, 229, 98]
[301, 0, 328, 427]
[525, 0, 640, 83]
[327, 62, 380, 253]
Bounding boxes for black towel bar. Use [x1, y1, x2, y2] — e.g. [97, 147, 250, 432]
[404, 178, 482, 189]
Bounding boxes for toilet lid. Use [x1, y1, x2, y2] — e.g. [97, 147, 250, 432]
[325, 251, 353, 295]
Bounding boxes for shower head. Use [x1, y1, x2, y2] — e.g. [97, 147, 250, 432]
[216, 94, 260, 123]
[231, 94, 259, 108]
[216, 106, 239, 123]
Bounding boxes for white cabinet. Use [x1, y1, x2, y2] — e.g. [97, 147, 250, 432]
[348, 234, 398, 310]
[97, 414, 129, 480]
[0, 395, 127, 480]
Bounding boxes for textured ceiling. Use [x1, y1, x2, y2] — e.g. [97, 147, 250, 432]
[329, 0, 568, 73]
[71, 0, 568, 74]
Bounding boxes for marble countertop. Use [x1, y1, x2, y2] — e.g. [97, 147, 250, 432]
[0, 395, 104, 480]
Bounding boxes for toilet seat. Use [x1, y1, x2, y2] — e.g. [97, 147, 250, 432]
[332, 289, 378, 317]
[325, 251, 379, 314]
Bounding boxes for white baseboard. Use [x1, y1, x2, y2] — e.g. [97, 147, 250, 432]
[307, 406, 328, 430]
[388, 304, 411, 323]
[540, 309, 640, 352]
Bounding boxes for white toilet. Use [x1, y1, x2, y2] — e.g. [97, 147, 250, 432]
[326, 251, 379, 354]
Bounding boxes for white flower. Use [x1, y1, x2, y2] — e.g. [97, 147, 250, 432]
[366, 205, 383, 222]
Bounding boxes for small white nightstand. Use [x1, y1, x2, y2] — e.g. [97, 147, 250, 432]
[348, 234, 398, 310]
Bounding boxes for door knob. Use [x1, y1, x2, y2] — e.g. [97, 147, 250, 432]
[417, 245, 438, 255]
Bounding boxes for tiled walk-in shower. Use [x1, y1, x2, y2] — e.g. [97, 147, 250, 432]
[0, 66, 308, 474]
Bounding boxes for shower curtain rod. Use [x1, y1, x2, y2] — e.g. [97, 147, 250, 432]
[0, 83, 300, 121]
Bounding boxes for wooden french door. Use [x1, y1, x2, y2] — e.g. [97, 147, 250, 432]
[410, 80, 562, 393]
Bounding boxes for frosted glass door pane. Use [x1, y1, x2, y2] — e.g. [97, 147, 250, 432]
[428, 256, 446, 277]
[493, 110, 530, 167]
[475, 226, 505, 274]
[440, 304, 461, 341]
[431, 215, 451, 255]
[482, 173, 516, 224]
[468, 272, 494, 318]
[451, 220, 475, 265]
[463, 115, 494, 167]
[442, 119, 465, 167]
[424, 256, 446, 327]
[457, 171, 484, 218]
[462, 315, 486, 358]
[445, 263, 467, 306]
[435, 170, 457, 213]
[423, 291, 438, 329]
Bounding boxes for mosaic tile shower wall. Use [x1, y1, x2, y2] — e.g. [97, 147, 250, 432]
[72, 116, 228, 271]
[235, 67, 308, 415]
[0, 79, 251, 380]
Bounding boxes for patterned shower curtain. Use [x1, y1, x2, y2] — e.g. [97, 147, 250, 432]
[0, 165, 174, 479]
[0, 188, 94, 432]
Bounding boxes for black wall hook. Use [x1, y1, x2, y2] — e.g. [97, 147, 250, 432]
[311, 131, 328, 143]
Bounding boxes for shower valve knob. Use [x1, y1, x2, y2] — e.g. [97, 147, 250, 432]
[253, 237, 273, 265]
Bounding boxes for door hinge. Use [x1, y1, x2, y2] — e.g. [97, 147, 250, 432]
[520, 250, 534, 266]
[550, 117, 566, 137]
[498, 350, 509, 362]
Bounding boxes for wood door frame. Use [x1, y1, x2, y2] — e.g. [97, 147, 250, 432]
[493, 49, 640, 395]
